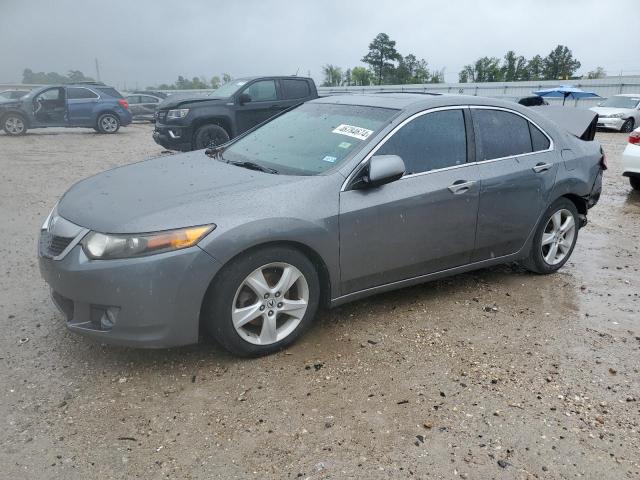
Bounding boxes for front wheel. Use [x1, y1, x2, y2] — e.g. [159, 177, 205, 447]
[203, 247, 320, 357]
[630, 176, 640, 191]
[96, 113, 120, 134]
[3, 113, 27, 136]
[193, 124, 229, 150]
[522, 198, 579, 274]
[621, 118, 634, 133]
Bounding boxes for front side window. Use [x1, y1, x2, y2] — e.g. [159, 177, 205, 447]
[36, 88, 64, 101]
[242, 80, 277, 102]
[473, 109, 532, 161]
[376, 109, 467, 175]
[67, 87, 98, 100]
[223, 103, 397, 175]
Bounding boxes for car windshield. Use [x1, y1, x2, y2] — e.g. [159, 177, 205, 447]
[222, 103, 398, 175]
[208, 80, 248, 98]
[600, 96, 640, 109]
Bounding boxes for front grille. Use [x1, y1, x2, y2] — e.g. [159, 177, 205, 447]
[40, 231, 74, 258]
[156, 110, 167, 122]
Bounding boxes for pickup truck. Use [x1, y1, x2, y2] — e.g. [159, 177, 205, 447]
[153, 76, 318, 151]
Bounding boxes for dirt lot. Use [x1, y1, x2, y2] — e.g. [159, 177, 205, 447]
[0, 124, 639, 480]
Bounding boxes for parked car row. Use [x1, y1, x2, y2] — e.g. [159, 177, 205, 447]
[622, 126, 640, 190]
[590, 94, 640, 133]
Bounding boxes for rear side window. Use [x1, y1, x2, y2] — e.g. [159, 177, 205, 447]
[529, 122, 550, 151]
[282, 79, 310, 100]
[67, 87, 98, 99]
[140, 95, 159, 103]
[96, 87, 123, 98]
[376, 109, 467, 175]
[473, 109, 532, 161]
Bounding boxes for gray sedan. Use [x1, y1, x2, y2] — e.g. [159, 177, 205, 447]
[39, 94, 604, 356]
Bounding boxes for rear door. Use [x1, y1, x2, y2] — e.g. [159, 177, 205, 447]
[66, 87, 99, 126]
[339, 108, 480, 294]
[235, 79, 281, 134]
[138, 95, 160, 119]
[470, 107, 557, 261]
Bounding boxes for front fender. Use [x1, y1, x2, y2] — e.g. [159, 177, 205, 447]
[199, 217, 340, 299]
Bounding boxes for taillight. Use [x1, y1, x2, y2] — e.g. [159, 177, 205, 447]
[118, 98, 129, 110]
[629, 131, 640, 145]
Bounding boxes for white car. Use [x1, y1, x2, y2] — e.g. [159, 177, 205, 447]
[590, 94, 640, 133]
[622, 127, 640, 190]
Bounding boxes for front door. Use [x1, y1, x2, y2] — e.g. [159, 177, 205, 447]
[32, 87, 66, 126]
[339, 108, 480, 295]
[235, 79, 281, 134]
[470, 107, 558, 261]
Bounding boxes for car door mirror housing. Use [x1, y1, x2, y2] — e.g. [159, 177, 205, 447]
[238, 93, 251, 105]
[355, 155, 405, 189]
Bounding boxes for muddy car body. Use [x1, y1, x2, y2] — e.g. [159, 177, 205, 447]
[39, 94, 604, 356]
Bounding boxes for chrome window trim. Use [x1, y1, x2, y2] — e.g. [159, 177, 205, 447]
[341, 104, 555, 192]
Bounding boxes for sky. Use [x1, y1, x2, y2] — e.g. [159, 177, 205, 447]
[0, 0, 637, 89]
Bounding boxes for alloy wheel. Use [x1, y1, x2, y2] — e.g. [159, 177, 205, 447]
[541, 209, 576, 265]
[621, 119, 634, 133]
[5, 116, 25, 134]
[101, 115, 118, 133]
[232, 262, 309, 345]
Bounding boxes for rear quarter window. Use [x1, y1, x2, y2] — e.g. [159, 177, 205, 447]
[529, 122, 551, 151]
[96, 87, 123, 99]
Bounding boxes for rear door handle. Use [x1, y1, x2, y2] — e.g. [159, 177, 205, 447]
[448, 180, 476, 194]
[533, 162, 552, 173]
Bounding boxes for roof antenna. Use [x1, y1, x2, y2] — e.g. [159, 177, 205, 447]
[294, 68, 299, 76]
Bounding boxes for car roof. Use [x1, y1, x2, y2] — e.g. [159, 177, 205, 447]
[312, 93, 521, 111]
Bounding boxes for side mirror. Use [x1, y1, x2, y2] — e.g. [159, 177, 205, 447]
[355, 155, 405, 189]
[238, 93, 251, 105]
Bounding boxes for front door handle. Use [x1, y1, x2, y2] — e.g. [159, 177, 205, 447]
[533, 162, 552, 173]
[448, 180, 476, 194]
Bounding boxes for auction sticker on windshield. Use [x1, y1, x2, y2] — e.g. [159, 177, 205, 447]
[332, 124, 374, 141]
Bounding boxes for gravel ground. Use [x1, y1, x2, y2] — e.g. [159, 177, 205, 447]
[0, 124, 639, 480]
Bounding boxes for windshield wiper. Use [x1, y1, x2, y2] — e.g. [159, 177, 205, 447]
[205, 145, 226, 157]
[227, 160, 279, 174]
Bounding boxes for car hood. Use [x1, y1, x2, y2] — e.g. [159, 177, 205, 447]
[159, 95, 228, 110]
[589, 107, 635, 116]
[57, 151, 312, 234]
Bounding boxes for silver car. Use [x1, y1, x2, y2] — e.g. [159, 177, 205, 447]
[39, 94, 605, 356]
[590, 94, 640, 133]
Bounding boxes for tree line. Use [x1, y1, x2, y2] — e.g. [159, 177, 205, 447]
[22, 68, 95, 84]
[322, 33, 444, 87]
[153, 73, 233, 90]
[458, 45, 604, 83]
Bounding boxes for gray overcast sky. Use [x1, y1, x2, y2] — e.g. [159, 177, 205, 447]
[0, 0, 637, 88]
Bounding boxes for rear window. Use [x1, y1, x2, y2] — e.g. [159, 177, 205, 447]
[282, 79, 310, 100]
[96, 87, 123, 98]
[473, 109, 532, 161]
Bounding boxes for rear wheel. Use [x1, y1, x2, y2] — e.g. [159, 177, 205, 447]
[203, 246, 320, 357]
[630, 176, 640, 191]
[621, 118, 634, 133]
[3, 113, 27, 136]
[193, 124, 229, 150]
[96, 113, 120, 134]
[522, 198, 579, 274]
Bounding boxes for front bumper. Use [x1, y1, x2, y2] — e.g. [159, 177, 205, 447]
[596, 117, 625, 131]
[39, 243, 221, 348]
[153, 122, 193, 151]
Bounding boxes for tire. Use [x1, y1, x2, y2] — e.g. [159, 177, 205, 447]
[522, 198, 579, 274]
[96, 113, 120, 134]
[203, 246, 320, 357]
[621, 118, 634, 133]
[630, 176, 640, 191]
[193, 123, 229, 150]
[2, 113, 27, 136]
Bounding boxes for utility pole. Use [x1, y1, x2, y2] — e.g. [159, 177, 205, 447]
[95, 58, 101, 82]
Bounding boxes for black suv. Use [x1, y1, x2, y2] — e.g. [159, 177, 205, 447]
[153, 76, 318, 151]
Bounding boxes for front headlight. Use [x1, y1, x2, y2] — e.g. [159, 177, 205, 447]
[166, 108, 189, 119]
[81, 225, 214, 260]
[601, 113, 624, 119]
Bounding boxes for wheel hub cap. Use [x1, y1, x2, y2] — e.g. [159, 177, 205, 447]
[541, 208, 576, 266]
